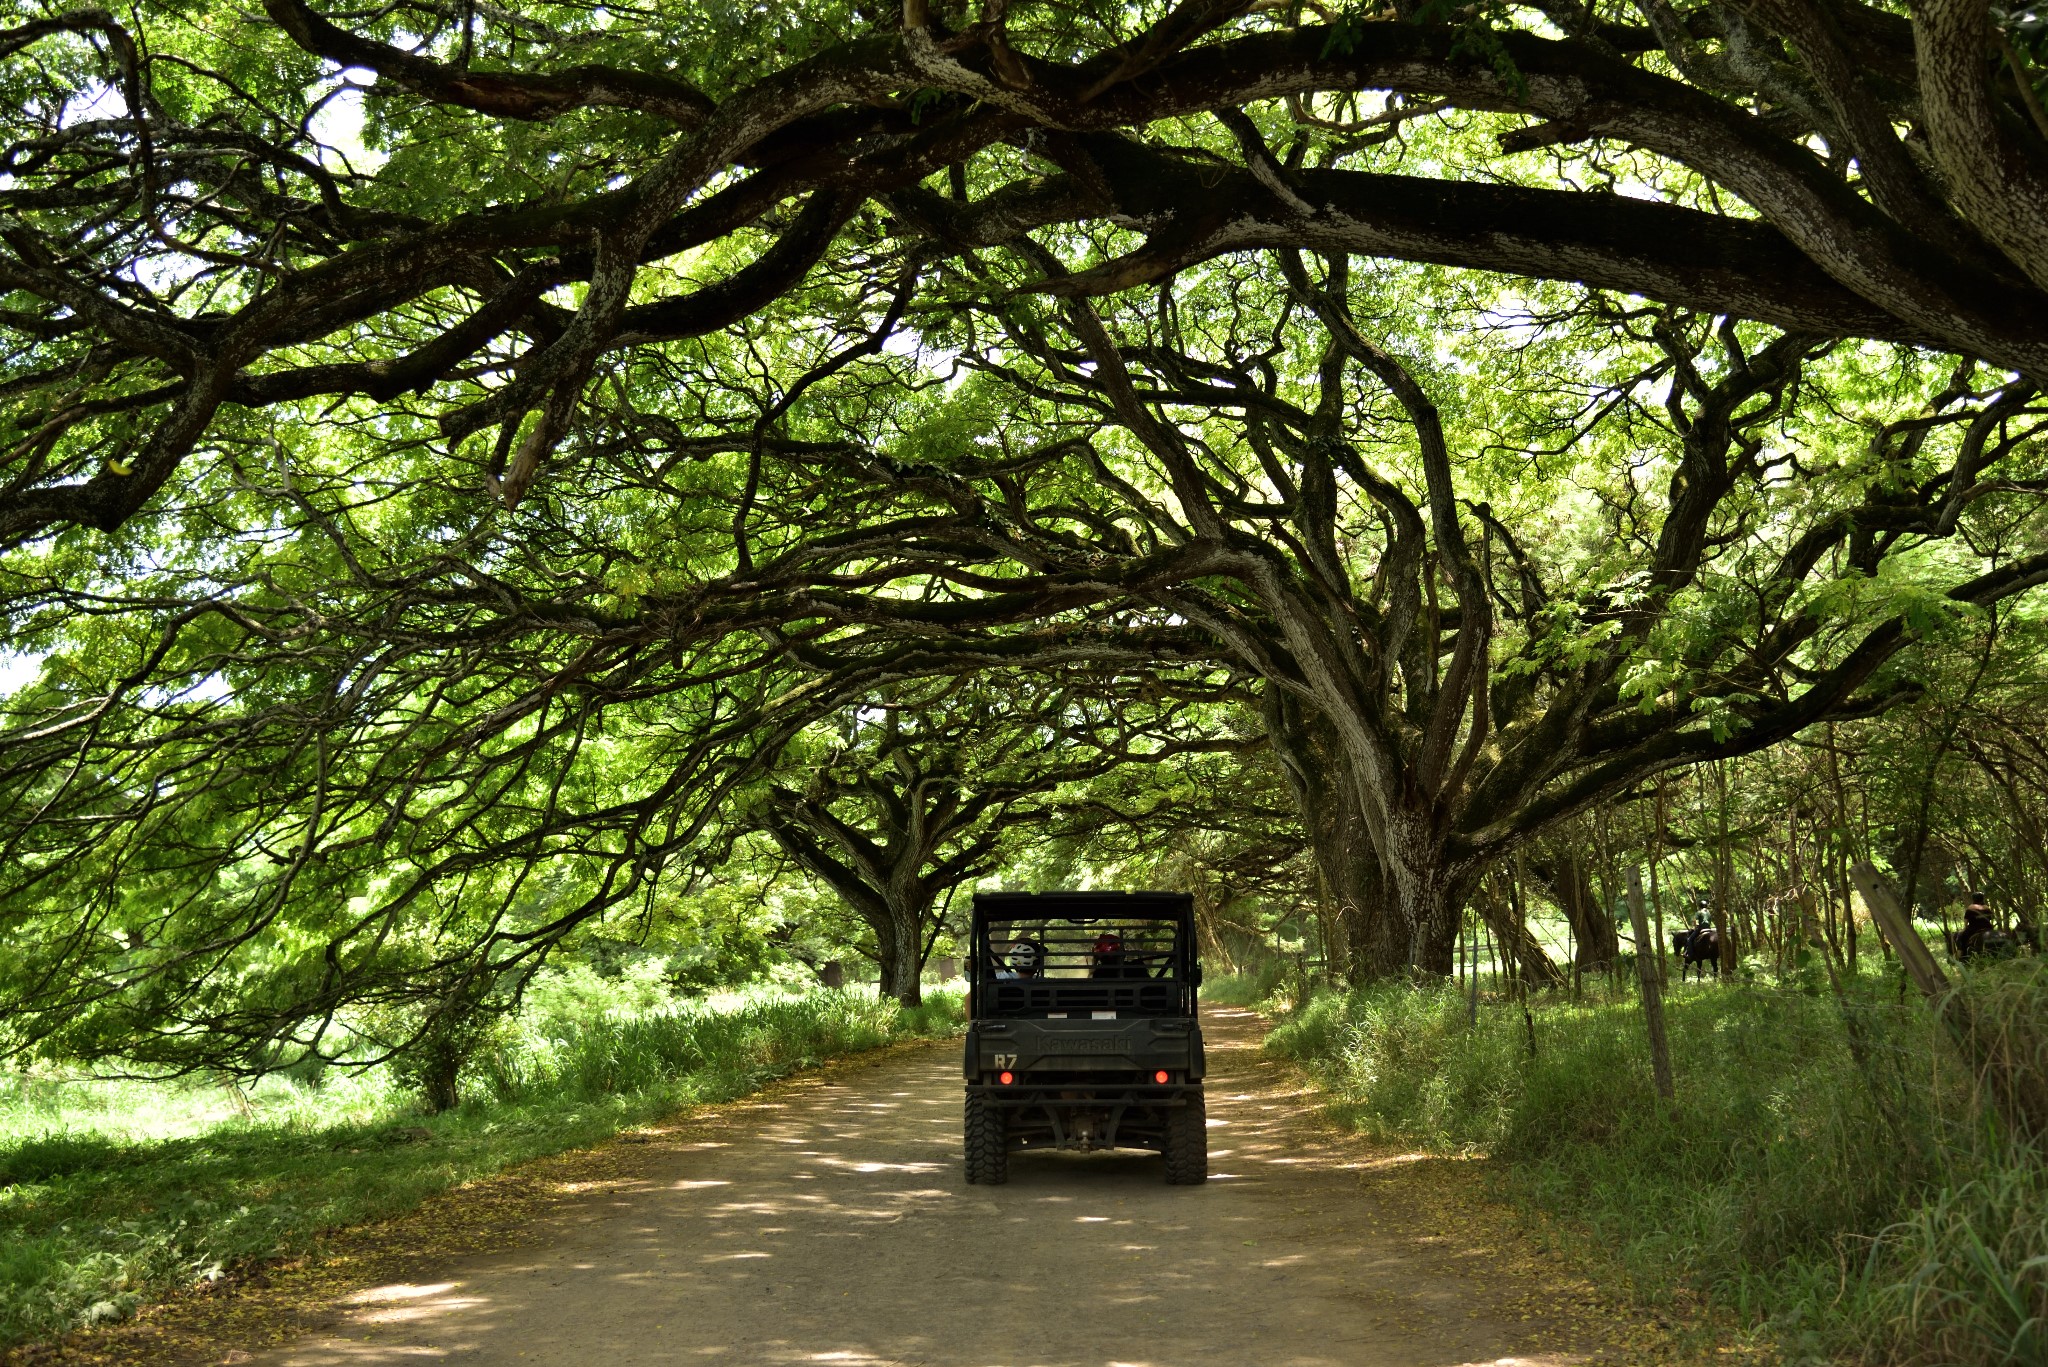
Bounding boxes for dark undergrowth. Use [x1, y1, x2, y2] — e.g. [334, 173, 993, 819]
[1265, 958, 2048, 1366]
[0, 988, 963, 1351]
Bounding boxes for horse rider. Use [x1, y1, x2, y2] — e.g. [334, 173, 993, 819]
[1958, 893, 1996, 960]
[1683, 907, 1712, 951]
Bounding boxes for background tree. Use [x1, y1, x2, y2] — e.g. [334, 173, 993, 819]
[752, 666, 1251, 1003]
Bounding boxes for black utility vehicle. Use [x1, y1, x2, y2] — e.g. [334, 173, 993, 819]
[962, 890, 1206, 1184]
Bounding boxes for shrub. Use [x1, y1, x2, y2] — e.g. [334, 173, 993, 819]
[1268, 960, 2048, 1366]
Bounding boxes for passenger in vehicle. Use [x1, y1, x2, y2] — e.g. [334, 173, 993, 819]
[997, 939, 1045, 979]
[1091, 932, 1150, 979]
[1090, 931, 1125, 978]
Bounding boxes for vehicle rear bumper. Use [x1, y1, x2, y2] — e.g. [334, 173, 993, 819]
[964, 1080, 1202, 1152]
[964, 1019, 1205, 1080]
[965, 1081, 1201, 1105]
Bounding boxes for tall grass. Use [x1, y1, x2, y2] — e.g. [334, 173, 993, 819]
[0, 985, 962, 1351]
[481, 980, 964, 1108]
[1266, 960, 2048, 1365]
[1199, 961, 1294, 1007]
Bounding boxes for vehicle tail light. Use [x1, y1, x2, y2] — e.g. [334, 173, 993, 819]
[1154, 1070, 1170, 1084]
[998, 1071, 1013, 1085]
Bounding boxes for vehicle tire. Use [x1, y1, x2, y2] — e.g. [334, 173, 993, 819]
[964, 1092, 1008, 1185]
[1162, 1089, 1207, 1185]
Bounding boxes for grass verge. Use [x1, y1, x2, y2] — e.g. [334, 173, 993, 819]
[0, 987, 962, 1351]
[1264, 960, 2047, 1366]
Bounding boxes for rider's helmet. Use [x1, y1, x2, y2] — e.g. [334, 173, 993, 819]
[1005, 940, 1044, 977]
[1092, 932, 1123, 956]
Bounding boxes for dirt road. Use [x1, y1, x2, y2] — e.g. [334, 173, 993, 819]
[146, 1005, 1672, 1367]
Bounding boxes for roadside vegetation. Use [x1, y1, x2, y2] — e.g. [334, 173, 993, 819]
[0, 982, 961, 1350]
[1266, 951, 2048, 1366]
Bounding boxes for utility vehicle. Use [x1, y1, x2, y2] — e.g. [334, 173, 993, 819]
[962, 890, 1206, 1184]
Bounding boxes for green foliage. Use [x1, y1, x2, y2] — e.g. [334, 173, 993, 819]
[3, 91, 2037, 1072]
[1318, 4, 1375, 59]
[0, 987, 962, 1349]
[1267, 963, 2048, 1365]
[1998, 7, 2048, 105]
[376, 1001, 512, 1115]
[1411, 0, 1527, 101]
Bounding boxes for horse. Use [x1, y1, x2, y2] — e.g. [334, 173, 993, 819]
[1978, 929, 2019, 960]
[1959, 925, 2023, 962]
[1671, 926, 1723, 981]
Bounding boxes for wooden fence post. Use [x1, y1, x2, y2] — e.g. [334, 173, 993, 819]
[1850, 862, 1949, 998]
[1466, 909, 1480, 1026]
[1851, 861, 2048, 1144]
[1626, 867, 1676, 1102]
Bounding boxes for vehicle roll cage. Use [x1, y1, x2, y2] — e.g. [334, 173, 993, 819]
[969, 891, 1199, 1019]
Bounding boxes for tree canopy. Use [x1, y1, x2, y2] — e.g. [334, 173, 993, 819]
[6, 0, 2048, 1070]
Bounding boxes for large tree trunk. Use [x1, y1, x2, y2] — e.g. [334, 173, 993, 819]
[1266, 690, 1470, 979]
[1314, 779, 1474, 979]
[1317, 788, 1407, 980]
[1336, 837, 1405, 980]
[873, 889, 929, 1007]
[761, 808, 938, 1008]
[1313, 887, 1352, 984]
[1379, 808, 1470, 975]
[1265, 693, 1405, 980]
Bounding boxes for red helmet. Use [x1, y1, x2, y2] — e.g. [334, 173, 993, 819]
[1093, 932, 1123, 953]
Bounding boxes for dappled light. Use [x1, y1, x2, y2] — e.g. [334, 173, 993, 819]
[236, 1011, 1608, 1367]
